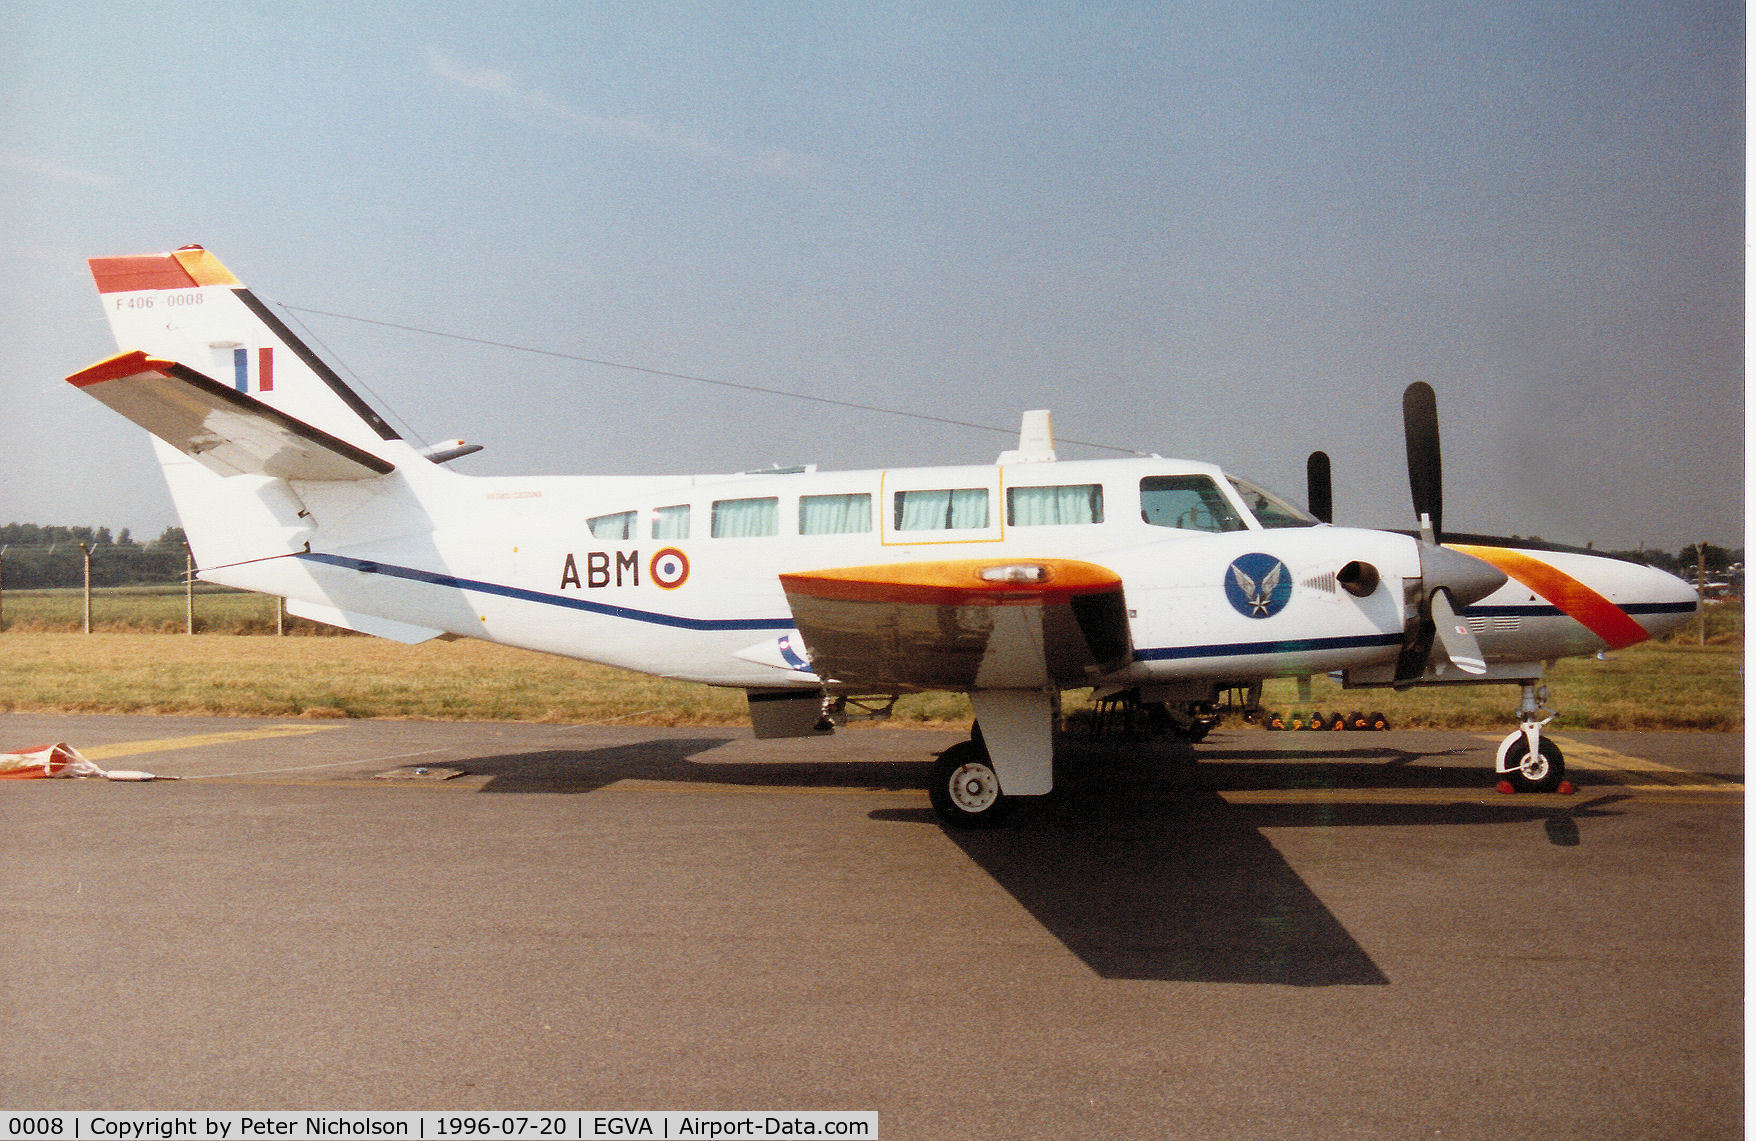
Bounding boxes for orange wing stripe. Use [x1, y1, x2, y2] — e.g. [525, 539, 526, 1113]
[781, 559, 1122, 607]
[1451, 544, 1650, 650]
[66, 350, 171, 389]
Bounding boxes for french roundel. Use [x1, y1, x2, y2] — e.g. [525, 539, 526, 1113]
[650, 547, 690, 589]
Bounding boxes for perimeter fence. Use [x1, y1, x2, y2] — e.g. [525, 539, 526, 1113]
[0, 582, 347, 635]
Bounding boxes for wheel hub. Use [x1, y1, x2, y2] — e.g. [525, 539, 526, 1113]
[949, 762, 1001, 812]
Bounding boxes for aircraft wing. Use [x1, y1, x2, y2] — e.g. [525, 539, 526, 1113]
[67, 350, 394, 481]
[778, 558, 1132, 691]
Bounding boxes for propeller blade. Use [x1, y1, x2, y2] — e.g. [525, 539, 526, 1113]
[1429, 588, 1487, 675]
[1403, 381, 1442, 542]
[1306, 451, 1333, 524]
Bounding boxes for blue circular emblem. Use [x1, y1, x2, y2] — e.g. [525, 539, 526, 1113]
[1224, 553, 1293, 619]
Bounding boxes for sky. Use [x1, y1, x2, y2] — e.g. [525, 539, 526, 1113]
[0, 1, 1743, 552]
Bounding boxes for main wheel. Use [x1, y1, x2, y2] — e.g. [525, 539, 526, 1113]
[1502, 735, 1566, 794]
[928, 739, 1016, 828]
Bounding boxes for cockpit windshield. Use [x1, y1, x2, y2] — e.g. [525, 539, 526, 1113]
[1140, 475, 1246, 532]
[1227, 476, 1320, 529]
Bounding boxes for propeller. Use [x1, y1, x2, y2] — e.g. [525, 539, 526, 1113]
[1393, 382, 1501, 684]
[1403, 381, 1442, 542]
[1306, 450, 1333, 524]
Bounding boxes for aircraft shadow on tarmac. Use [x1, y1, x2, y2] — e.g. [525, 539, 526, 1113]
[449, 734, 1626, 987]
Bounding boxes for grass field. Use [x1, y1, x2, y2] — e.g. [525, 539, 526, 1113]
[0, 605, 1741, 731]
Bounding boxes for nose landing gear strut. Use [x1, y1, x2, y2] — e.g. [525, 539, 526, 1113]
[1495, 681, 1568, 793]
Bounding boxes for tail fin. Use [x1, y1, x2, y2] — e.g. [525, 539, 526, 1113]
[88, 246, 399, 457]
[75, 247, 421, 586]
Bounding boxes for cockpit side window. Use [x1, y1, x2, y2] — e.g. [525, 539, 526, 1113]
[1227, 476, 1319, 529]
[1139, 476, 1245, 532]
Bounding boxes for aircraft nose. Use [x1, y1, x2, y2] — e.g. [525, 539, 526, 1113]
[1422, 542, 1507, 607]
[1637, 563, 1701, 638]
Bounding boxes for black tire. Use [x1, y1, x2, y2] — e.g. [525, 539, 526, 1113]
[928, 740, 1016, 828]
[1346, 710, 1369, 731]
[1502, 735, 1566, 794]
[1368, 711, 1390, 731]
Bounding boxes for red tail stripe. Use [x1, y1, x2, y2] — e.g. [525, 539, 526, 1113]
[89, 254, 198, 294]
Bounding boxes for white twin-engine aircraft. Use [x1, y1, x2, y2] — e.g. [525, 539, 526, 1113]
[70, 246, 1699, 826]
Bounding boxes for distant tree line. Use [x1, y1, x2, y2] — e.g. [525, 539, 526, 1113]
[0, 523, 190, 589]
[1605, 543, 1743, 588]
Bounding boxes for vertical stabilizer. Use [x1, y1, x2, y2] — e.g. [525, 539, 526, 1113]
[89, 246, 399, 458]
[80, 246, 423, 587]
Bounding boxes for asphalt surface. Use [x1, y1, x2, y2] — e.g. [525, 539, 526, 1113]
[0, 713, 1742, 1139]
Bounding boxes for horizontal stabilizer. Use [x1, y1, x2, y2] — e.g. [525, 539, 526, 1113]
[284, 599, 445, 644]
[67, 350, 394, 481]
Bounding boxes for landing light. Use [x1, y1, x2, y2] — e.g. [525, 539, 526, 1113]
[981, 563, 1050, 584]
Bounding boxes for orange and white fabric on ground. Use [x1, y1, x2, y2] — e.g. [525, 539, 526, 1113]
[0, 744, 171, 781]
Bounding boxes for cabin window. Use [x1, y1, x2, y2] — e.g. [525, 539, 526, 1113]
[651, 504, 691, 540]
[1007, 484, 1104, 526]
[894, 488, 990, 531]
[711, 496, 780, 538]
[587, 510, 636, 540]
[1139, 476, 1245, 533]
[799, 492, 872, 535]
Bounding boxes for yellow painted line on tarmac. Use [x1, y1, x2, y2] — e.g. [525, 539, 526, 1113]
[1220, 788, 1571, 807]
[603, 778, 924, 797]
[78, 724, 344, 762]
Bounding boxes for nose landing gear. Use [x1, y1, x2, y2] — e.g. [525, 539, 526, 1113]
[1495, 681, 1568, 793]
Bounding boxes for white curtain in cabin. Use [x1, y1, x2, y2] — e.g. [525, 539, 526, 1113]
[895, 488, 989, 531]
[1008, 484, 1103, 526]
[799, 493, 872, 535]
[712, 497, 780, 537]
[651, 504, 690, 540]
[587, 511, 636, 540]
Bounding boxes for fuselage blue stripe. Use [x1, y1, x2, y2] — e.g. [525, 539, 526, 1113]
[295, 552, 795, 632]
[1464, 601, 1695, 619]
[1134, 632, 1403, 662]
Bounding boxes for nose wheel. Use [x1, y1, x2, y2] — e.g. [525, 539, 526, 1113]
[1495, 682, 1567, 793]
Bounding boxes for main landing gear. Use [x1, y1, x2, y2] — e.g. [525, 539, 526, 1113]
[1495, 681, 1567, 794]
[928, 737, 1017, 829]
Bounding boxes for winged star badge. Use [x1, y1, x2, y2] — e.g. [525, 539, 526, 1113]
[1223, 553, 1292, 619]
[1231, 561, 1284, 616]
